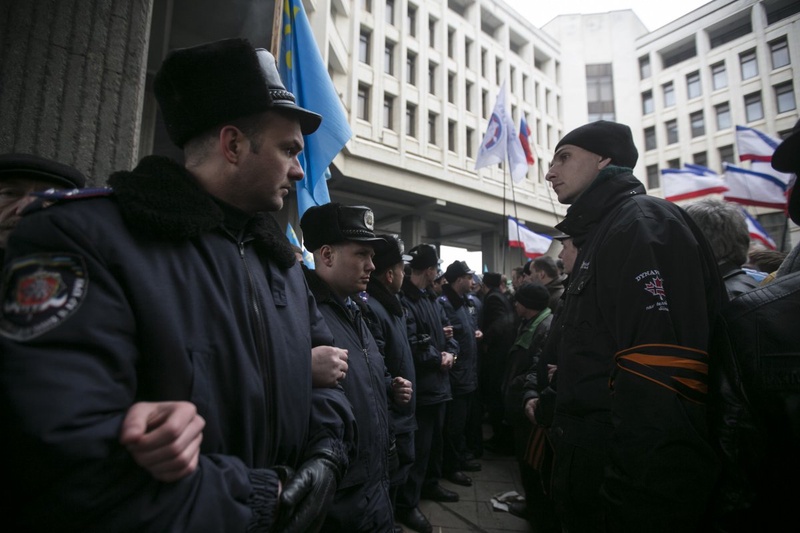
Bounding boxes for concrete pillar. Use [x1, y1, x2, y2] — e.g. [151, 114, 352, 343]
[481, 230, 499, 273]
[401, 214, 425, 249]
[0, 0, 154, 185]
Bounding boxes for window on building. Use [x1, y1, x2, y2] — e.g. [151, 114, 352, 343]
[646, 164, 659, 189]
[406, 103, 416, 137]
[715, 102, 731, 130]
[770, 37, 789, 69]
[428, 62, 436, 95]
[465, 39, 473, 69]
[357, 84, 370, 120]
[663, 82, 675, 107]
[644, 126, 656, 151]
[686, 71, 701, 99]
[466, 127, 475, 158]
[693, 151, 708, 166]
[586, 63, 615, 121]
[496, 58, 502, 83]
[428, 112, 437, 145]
[447, 28, 455, 59]
[407, 5, 416, 37]
[448, 72, 455, 104]
[744, 91, 763, 122]
[766, 1, 800, 25]
[482, 89, 489, 119]
[448, 120, 456, 152]
[383, 95, 394, 130]
[428, 17, 436, 48]
[385, 0, 395, 25]
[465, 81, 473, 111]
[711, 62, 727, 90]
[690, 111, 705, 137]
[708, 17, 752, 48]
[740, 49, 758, 80]
[642, 90, 654, 115]
[361, 0, 371, 13]
[359, 29, 371, 64]
[666, 119, 679, 144]
[668, 158, 681, 169]
[384, 42, 395, 75]
[775, 82, 796, 113]
[639, 55, 651, 80]
[719, 144, 735, 164]
[481, 48, 487, 77]
[510, 66, 516, 92]
[406, 53, 416, 85]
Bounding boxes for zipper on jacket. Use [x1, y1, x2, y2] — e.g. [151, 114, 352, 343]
[238, 238, 277, 462]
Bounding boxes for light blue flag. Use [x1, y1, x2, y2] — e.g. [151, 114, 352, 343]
[286, 222, 315, 269]
[280, 0, 352, 218]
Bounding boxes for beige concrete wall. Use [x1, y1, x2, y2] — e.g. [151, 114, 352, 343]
[0, 0, 153, 185]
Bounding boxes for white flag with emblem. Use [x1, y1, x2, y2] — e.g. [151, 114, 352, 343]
[475, 82, 529, 183]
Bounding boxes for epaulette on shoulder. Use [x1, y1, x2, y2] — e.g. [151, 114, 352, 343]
[23, 187, 113, 215]
[358, 291, 369, 303]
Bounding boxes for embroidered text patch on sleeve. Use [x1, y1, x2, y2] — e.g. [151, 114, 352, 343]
[0, 254, 88, 341]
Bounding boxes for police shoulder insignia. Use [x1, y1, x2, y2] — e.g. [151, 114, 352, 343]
[23, 187, 114, 215]
[0, 254, 88, 341]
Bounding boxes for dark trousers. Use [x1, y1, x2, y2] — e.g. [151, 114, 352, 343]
[513, 420, 559, 533]
[322, 477, 394, 533]
[389, 430, 415, 510]
[443, 392, 472, 474]
[395, 401, 446, 511]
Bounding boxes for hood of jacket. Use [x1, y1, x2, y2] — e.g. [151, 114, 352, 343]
[555, 166, 645, 248]
[108, 155, 295, 269]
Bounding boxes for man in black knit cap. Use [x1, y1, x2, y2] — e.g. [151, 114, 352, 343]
[545, 121, 725, 532]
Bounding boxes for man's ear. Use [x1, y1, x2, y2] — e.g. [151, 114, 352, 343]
[319, 244, 335, 267]
[597, 156, 612, 170]
[219, 125, 244, 164]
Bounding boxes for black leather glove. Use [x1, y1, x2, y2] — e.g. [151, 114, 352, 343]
[274, 453, 344, 533]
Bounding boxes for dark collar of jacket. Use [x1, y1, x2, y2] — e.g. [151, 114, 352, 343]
[555, 165, 644, 248]
[303, 266, 339, 306]
[366, 278, 403, 317]
[441, 284, 465, 309]
[108, 155, 295, 269]
[401, 277, 430, 303]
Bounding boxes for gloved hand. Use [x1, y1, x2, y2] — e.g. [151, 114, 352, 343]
[274, 453, 344, 533]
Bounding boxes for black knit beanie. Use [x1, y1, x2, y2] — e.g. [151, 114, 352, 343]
[554, 120, 638, 168]
[514, 283, 549, 311]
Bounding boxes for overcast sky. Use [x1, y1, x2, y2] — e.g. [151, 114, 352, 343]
[503, 0, 710, 31]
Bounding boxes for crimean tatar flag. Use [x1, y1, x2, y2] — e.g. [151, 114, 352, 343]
[507, 216, 552, 259]
[280, 0, 352, 218]
[286, 223, 315, 268]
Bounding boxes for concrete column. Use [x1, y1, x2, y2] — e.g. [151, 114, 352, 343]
[480, 230, 499, 273]
[401, 214, 425, 249]
[0, 0, 154, 185]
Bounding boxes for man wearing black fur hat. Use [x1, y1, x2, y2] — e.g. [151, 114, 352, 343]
[0, 38, 356, 532]
[544, 120, 725, 531]
[710, 119, 800, 532]
[300, 203, 411, 533]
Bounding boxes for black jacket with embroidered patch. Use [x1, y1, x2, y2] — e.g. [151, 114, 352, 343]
[552, 167, 726, 531]
[0, 155, 356, 532]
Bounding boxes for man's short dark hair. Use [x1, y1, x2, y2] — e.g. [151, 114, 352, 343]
[533, 256, 558, 279]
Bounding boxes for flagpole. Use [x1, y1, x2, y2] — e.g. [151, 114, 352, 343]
[502, 163, 508, 275]
[271, 0, 283, 57]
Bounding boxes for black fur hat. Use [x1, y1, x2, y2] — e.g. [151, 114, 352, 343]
[154, 38, 321, 148]
[555, 120, 638, 168]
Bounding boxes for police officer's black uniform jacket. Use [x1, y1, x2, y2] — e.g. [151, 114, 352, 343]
[399, 277, 457, 406]
[552, 166, 726, 530]
[438, 284, 478, 396]
[0, 155, 356, 532]
[364, 278, 417, 436]
[302, 268, 394, 531]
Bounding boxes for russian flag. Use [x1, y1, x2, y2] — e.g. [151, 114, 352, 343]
[507, 216, 552, 259]
[723, 163, 788, 210]
[741, 209, 777, 250]
[661, 166, 728, 202]
[519, 115, 535, 165]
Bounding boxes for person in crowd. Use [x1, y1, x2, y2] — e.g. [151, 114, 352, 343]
[501, 283, 559, 533]
[477, 272, 516, 455]
[710, 118, 800, 532]
[0, 38, 357, 532]
[395, 244, 459, 533]
[0, 153, 86, 263]
[437, 260, 482, 487]
[301, 203, 412, 533]
[431, 268, 447, 296]
[510, 265, 525, 294]
[555, 234, 579, 281]
[544, 120, 725, 531]
[745, 249, 788, 284]
[520, 260, 534, 285]
[684, 198, 762, 298]
[362, 234, 418, 531]
[530, 256, 567, 313]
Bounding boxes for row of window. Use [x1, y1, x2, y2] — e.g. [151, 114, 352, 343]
[643, 82, 796, 150]
[640, 37, 790, 113]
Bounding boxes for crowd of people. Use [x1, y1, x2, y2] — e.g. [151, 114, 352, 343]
[0, 36, 797, 533]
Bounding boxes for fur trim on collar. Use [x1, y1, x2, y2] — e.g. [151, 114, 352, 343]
[109, 155, 295, 269]
[366, 278, 403, 316]
[441, 284, 465, 309]
[401, 277, 430, 303]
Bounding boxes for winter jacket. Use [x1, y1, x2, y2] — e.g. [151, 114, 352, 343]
[438, 284, 478, 396]
[552, 166, 726, 531]
[0, 155, 355, 532]
[502, 309, 552, 424]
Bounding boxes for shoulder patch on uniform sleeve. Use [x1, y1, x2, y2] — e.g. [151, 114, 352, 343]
[22, 187, 114, 216]
[0, 254, 88, 341]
